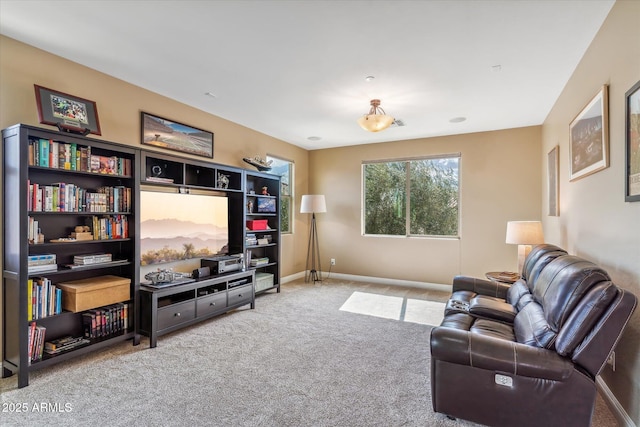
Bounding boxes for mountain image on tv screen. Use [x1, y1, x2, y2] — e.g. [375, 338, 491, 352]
[140, 191, 229, 265]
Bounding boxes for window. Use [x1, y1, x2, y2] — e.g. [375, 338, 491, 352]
[266, 155, 293, 234]
[363, 155, 460, 237]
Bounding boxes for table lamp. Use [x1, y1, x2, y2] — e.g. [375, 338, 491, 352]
[506, 220, 544, 274]
[301, 195, 327, 283]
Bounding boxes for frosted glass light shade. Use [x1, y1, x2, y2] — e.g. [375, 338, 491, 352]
[505, 221, 544, 244]
[357, 114, 394, 132]
[357, 99, 394, 132]
[300, 195, 326, 213]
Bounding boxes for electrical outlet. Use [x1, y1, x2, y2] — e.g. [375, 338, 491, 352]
[607, 351, 616, 371]
[330, 258, 336, 266]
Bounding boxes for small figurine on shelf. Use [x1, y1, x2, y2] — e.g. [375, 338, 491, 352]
[217, 172, 230, 189]
[247, 200, 254, 213]
[261, 186, 269, 196]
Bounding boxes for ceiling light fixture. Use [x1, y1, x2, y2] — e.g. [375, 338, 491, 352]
[357, 99, 394, 132]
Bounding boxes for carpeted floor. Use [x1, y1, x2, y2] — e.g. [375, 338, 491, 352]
[0, 278, 619, 426]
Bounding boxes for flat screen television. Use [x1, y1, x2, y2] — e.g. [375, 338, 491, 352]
[140, 190, 229, 268]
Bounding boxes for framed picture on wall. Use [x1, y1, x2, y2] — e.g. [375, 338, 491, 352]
[34, 85, 102, 135]
[625, 80, 640, 202]
[569, 85, 609, 181]
[547, 145, 559, 216]
[141, 112, 214, 158]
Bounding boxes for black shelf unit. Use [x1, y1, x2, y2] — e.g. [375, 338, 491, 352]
[139, 150, 246, 256]
[244, 170, 281, 294]
[2, 124, 139, 388]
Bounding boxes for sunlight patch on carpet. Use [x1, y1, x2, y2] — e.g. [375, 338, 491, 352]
[339, 291, 446, 326]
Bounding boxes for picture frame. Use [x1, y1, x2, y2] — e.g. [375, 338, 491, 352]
[625, 80, 640, 202]
[34, 85, 102, 135]
[547, 145, 559, 216]
[569, 85, 609, 181]
[141, 112, 213, 158]
[257, 197, 276, 213]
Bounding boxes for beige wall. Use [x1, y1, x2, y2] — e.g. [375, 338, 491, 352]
[309, 126, 542, 285]
[540, 0, 640, 422]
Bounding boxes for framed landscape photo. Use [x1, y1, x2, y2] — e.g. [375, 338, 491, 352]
[34, 85, 102, 135]
[547, 145, 559, 216]
[141, 112, 213, 158]
[569, 85, 609, 181]
[625, 80, 640, 202]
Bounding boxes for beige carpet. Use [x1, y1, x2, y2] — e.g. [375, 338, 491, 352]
[0, 278, 619, 426]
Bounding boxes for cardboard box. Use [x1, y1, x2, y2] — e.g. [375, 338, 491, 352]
[57, 275, 130, 312]
[246, 219, 268, 230]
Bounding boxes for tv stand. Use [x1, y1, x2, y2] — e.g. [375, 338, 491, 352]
[139, 270, 255, 347]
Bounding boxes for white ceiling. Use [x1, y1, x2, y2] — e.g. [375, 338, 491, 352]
[0, 0, 615, 150]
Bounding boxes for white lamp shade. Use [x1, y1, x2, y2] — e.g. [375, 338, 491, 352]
[300, 195, 326, 213]
[505, 221, 544, 245]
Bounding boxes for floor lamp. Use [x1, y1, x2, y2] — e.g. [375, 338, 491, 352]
[301, 195, 326, 283]
[506, 220, 545, 274]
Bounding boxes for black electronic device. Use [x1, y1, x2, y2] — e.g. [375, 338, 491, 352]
[201, 256, 242, 275]
[192, 266, 211, 279]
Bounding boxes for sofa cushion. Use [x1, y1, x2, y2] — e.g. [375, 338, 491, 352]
[514, 302, 556, 348]
[470, 318, 516, 341]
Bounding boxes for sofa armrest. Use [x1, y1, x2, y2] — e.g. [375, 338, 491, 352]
[452, 275, 511, 299]
[430, 327, 574, 381]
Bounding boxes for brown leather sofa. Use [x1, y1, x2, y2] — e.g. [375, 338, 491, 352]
[430, 253, 637, 427]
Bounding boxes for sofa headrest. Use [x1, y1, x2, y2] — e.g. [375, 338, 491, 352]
[555, 281, 618, 357]
[533, 255, 610, 332]
[521, 244, 567, 281]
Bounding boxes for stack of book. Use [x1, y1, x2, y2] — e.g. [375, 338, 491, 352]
[73, 253, 112, 266]
[27, 254, 57, 274]
[250, 257, 269, 267]
[43, 335, 90, 355]
[27, 322, 46, 364]
[246, 233, 258, 246]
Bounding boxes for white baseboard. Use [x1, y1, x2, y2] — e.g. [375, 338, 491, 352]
[596, 376, 636, 427]
[282, 271, 451, 292]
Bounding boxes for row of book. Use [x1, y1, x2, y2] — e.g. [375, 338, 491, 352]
[28, 277, 63, 320]
[27, 253, 57, 274]
[91, 214, 129, 240]
[28, 214, 129, 243]
[28, 181, 131, 213]
[28, 138, 132, 176]
[82, 303, 130, 339]
[28, 322, 46, 364]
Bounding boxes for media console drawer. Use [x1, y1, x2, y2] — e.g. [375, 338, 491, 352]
[197, 292, 227, 317]
[157, 300, 196, 330]
[228, 284, 254, 307]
